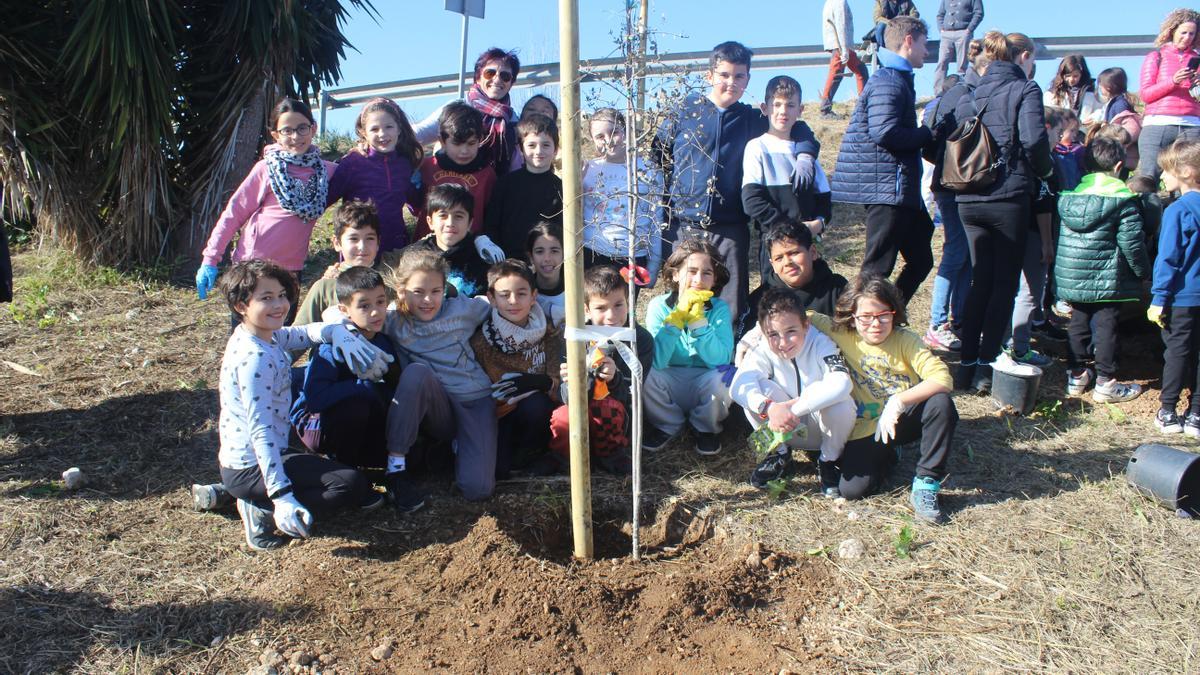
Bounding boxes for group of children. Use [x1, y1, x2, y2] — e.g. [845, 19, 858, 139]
[190, 32, 1200, 553]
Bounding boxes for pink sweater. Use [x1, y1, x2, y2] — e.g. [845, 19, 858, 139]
[1140, 45, 1200, 118]
[201, 146, 337, 271]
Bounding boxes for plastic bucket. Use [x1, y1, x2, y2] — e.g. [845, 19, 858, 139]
[1126, 444, 1200, 515]
[990, 363, 1043, 415]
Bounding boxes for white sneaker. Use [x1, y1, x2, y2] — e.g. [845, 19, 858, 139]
[1066, 368, 1093, 396]
[1092, 378, 1142, 404]
[1053, 300, 1073, 319]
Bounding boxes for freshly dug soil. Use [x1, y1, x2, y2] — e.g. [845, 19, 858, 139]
[274, 502, 837, 672]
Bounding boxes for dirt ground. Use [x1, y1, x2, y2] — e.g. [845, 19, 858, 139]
[3, 107, 1200, 673]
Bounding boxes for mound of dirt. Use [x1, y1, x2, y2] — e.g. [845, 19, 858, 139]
[280, 507, 837, 672]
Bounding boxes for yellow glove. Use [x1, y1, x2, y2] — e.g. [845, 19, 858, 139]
[664, 308, 689, 330]
[1147, 305, 1165, 328]
[677, 289, 713, 323]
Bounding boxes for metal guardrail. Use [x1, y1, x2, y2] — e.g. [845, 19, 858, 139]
[317, 34, 1157, 127]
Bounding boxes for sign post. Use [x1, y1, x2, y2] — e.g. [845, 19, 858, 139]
[445, 0, 485, 100]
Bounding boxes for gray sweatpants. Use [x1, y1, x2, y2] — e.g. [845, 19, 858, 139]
[741, 379, 857, 462]
[644, 366, 732, 435]
[386, 363, 497, 501]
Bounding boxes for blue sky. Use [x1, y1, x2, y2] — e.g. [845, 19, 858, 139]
[321, 0, 1177, 133]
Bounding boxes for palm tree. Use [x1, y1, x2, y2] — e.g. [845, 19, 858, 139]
[0, 0, 375, 268]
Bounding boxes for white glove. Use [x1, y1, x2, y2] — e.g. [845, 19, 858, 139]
[271, 493, 312, 538]
[321, 323, 388, 375]
[873, 395, 908, 444]
[358, 349, 393, 382]
[474, 235, 505, 264]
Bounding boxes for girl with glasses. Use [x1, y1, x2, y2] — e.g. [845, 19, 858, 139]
[196, 98, 336, 305]
[807, 274, 958, 523]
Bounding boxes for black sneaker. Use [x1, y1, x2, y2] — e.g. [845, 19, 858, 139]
[359, 488, 386, 512]
[750, 450, 793, 489]
[693, 431, 722, 456]
[1156, 408, 1184, 434]
[1032, 320, 1068, 342]
[641, 426, 674, 452]
[236, 499, 287, 551]
[596, 452, 632, 476]
[385, 471, 426, 514]
[1185, 412, 1200, 438]
[818, 460, 841, 498]
[972, 363, 993, 394]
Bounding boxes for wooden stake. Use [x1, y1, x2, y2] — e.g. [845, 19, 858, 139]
[559, 0, 593, 561]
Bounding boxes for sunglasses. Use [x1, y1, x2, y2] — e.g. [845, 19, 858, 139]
[482, 68, 514, 84]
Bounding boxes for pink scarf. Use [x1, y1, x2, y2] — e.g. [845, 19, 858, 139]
[467, 83, 516, 173]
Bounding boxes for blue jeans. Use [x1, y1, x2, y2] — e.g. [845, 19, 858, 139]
[875, 23, 887, 49]
[929, 192, 971, 328]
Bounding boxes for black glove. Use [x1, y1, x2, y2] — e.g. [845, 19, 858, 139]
[490, 373, 553, 404]
[792, 153, 816, 193]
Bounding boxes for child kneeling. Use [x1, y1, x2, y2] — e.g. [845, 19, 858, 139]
[809, 275, 957, 523]
[642, 240, 736, 456]
[291, 266, 399, 471]
[731, 288, 856, 493]
[469, 259, 562, 477]
[217, 261, 382, 550]
[548, 266, 654, 474]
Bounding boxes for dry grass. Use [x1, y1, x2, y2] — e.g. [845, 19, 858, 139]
[1, 103, 1198, 672]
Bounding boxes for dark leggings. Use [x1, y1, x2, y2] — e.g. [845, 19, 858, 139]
[958, 198, 1029, 364]
[220, 453, 366, 515]
[838, 393, 957, 500]
[1161, 306, 1200, 412]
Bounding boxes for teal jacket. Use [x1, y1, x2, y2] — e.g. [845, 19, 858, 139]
[1055, 173, 1150, 303]
[646, 293, 734, 370]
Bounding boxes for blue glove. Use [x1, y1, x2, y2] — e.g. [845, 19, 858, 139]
[195, 264, 219, 300]
[410, 170, 423, 191]
[716, 363, 737, 387]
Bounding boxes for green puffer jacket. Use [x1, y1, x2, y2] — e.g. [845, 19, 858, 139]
[1055, 173, 1150, 303]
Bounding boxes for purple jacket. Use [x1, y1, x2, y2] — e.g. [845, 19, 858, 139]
[327, 147, 422, 252]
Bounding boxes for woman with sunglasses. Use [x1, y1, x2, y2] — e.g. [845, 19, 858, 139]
[807, 274, 957, 524]
[414, 47, 524, 176]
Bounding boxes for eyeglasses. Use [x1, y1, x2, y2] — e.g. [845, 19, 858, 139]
[853, 311, 895, 326]
[275, 123, 313, 137]
[482, 68, 514, 83]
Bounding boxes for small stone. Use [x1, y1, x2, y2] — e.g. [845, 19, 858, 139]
[837, 538, 865, 560]
[847, 511, 861, 521]
[125, 308, 141, 320]
[260, 650, 284, 667]
[318, 654, 336, 665]
[210, 635, 225, 648]
[244, 666, 277, 675]
[745, 542, 762, 569]
[543, 601, 550, 614]
[62, 467, 86, 490]
[290, 652, 313, 666]
[370, 644, 393, 661]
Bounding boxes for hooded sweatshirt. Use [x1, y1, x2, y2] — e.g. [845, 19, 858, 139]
[1152, 191, 1200, 308]
[327, 147, 422, 252]
[1056, 173, 1150, 303]
[731, 323, 853, 419]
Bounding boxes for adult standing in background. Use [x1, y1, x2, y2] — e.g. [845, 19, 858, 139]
[1137, 9, 1200, 179]
[952, 32, 1053, 393]
[820, 0, 870, 120]
[933, 0, 984, 96]
[413, 47, 523, 176]
[873, 0, 920, 55]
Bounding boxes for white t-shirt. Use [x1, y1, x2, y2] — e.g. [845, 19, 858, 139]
[581, 157, 665, 273]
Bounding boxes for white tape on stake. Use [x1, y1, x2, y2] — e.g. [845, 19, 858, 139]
[562, 326, 643, 382]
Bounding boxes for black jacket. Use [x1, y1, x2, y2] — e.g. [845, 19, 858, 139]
[484, 167, 564, 258]
[738, 258, 848, 339]
[402, 233, 491, 298]
[953, 60, 1053, 203]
